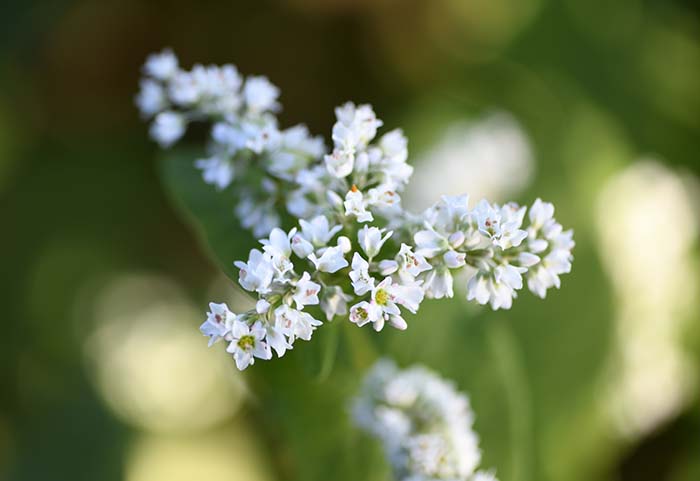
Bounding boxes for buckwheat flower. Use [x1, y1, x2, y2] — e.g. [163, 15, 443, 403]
[352, 360, 498, 481]
[260, 227, 294, 279]
[234, 249, 274, 293]
[297, 215, 343, 248]
[243, 76, 279, 113]
[235, 197, 280, 238]
[168, 69, 200, 105]
[492, 202, 527, 249]
[379, 129, 408, 164]
[320, 286, 353, 321]
[397, 244, 432, 280]
[367, 184, 401, 211]
[309, 245, 349, 273]
[423, 266, 454, 299]
[194, 155, 235, 190]
[350, 253, 375, 295]
[335, 102, 383, 147]
[325, 149, 355, 178]
[138, 50, 575, 369]
[289, 310, 323, 342]
[414, 229, 449, 258]
[265, 317, 293, 358]
[225, 320, 271, 370]
[349, 300, 383, 328]
[358, 226, 393, 259]
[344, 188, 373, 223]
[370, 277, 424, 328]
[443, 249, 467, 268]
[150, 111, 186, 147]
[199, 302, 235, 346]
[466, 274, 515, 310]
[135, 79, 167, 117]
[292, 272, 321, 309]
[143, 48, 178, 80]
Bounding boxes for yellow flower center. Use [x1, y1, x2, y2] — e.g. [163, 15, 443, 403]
[375, 289, 389, 306]
[238, 335, 254, 350]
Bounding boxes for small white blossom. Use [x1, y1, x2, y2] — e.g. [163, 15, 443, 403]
[199, 302, 235, 346]
[195, 155, 235, 190]
[358, 226, 392, 259]
[135, 79, 167, 117]
[243, 76, 280, 113]
[150, 111, 186, 147]
[349, 252, 374, 295]
[226, 321, 271, 370]
[234, 249, 274, 293]
[309, 245, 349, 273]
[344, 189, 373, 223]
[143, 48, 178, 80]
[292, 272, 321, 309]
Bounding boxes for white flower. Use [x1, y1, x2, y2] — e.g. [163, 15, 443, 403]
[260, 227, 294, 279]
[529, 197, 555, 230]
[309, 245, 349, 273]
[225, 321, 271, 370]
[292, 272, 321, 309]
[199, 302, 235, 346]
[349, 252, 374, 295]
[265, 320, 293, 358]
[466, 273, 516, 310]
[344, 189, 373, 223]
[358, 226, 392, 259]
[289, 310, 323, 342]
[243, 76, 280, 113]
[135, 79, 167, 117]
[234, 249, 274, 293]
[414, 229, 448, 258]
[494, 202, 527, 249]
[349, 301, 383, 328]
[320, 286, 352, 321]
[397, 244, 432, 280]
[194, 155, 234, 190]
[296, 215, 342, 247]
[143, 48, 178, 80]
[149, 111, 186, 147]
[423, 266, 454, 299]
[379, 129, 408, 164]
[334, 102, 382, 148]
[169, 69, 200, 105]
[325, 149, 354, 178]
[352, 360, 494, 481]
[443, 249, 466, 268]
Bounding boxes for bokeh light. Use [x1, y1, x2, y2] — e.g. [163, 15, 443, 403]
[596, 160, 699, 439]
[84, 274, 247, 434]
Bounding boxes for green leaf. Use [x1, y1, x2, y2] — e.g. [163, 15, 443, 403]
[158, 148, 254, 279]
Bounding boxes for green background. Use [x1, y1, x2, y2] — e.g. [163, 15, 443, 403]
[1, 1, 699, 480]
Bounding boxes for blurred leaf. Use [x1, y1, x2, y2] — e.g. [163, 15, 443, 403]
[159, 148, 255, 279]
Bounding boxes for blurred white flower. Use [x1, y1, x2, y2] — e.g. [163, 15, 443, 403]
[597, 160, 699, 439]
[406, 112, 534, 211]
[149, 111, 185, 147]
[352, 360, 497, 481]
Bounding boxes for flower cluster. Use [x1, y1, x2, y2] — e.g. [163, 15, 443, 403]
[199, 218, 426, 370]
[137, 50, 575, 370]
[136, 48, 325, 237]
[352, 359, 498, 481]
[411, 195, 574, 309]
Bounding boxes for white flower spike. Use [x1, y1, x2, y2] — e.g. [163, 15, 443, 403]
[139, 50, 574, 370]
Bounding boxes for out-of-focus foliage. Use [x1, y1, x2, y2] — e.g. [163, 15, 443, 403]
[1, 1, 699, 481]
